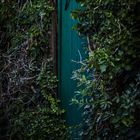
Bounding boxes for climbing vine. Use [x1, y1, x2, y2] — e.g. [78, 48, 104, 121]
[0, 0, 67, 140]
[72, 0, 140, 139]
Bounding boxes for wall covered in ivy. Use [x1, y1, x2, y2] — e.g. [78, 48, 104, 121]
[0, 0, 67, 140]
[72, 0, 140, 139]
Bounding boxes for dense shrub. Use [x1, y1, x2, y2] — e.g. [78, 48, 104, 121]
[72, 0, 140, 139]
[0, 0, 67, 140]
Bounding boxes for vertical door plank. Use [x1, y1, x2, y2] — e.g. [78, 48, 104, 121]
[58, 0, 85, 138]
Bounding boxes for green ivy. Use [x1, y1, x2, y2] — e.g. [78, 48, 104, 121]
[72, 0, 140, 139]
[0, 0, 67, 140]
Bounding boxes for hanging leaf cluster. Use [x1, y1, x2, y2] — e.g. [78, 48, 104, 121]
[72, 0, 140, 139]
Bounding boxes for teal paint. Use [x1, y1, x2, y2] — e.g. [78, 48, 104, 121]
[58, 0, 85, 139]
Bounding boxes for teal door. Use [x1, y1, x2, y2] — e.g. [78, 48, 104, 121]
[58, 0, 84, 139]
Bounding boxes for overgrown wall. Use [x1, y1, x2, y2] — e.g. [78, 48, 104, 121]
[0, 1, 66, 140]
[72, 0, 140, 139]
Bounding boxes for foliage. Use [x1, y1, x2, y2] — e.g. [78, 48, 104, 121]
[72, 0, 140, 139]
[0, 0, 67, 140]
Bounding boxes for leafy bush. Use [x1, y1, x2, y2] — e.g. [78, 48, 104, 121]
[72, 0, 140, 139]
[0, 0, 67, 140]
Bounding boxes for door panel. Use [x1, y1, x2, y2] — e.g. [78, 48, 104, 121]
[58, 0, 84, 138]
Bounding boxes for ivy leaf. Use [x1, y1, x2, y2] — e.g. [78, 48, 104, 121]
[100, 64, 107, 73]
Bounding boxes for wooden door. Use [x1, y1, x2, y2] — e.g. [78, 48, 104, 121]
[58, 0, 84, 138]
